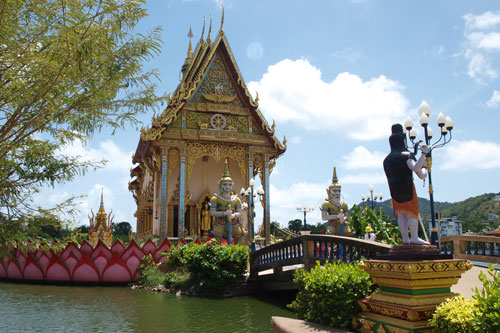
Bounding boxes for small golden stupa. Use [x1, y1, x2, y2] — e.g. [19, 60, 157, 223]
[88, 190, 114, 247]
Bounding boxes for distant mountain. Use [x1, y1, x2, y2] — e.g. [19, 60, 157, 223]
[357, 192, 500, 233]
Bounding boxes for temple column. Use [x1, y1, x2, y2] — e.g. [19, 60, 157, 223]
[264, 156, 271, 246]
[248, 154, 254, 246]
[160, 148, 168, 241]
[179, 150, 186, 240]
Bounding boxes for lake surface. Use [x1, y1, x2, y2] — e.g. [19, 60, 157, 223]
[0, 282, 294, 332]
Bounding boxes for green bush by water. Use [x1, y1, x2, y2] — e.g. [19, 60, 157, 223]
[177, 241, 249, 293]
[287, 261, 373, 330]
[139, 242, 249, 294]
[137, 254, 167, 287]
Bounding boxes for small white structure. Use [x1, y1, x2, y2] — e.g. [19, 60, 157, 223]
[429, 216, 462, 238]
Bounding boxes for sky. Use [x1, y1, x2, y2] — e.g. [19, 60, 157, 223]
[36, 0, 500, 231]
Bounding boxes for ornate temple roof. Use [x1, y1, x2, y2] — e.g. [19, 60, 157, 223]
[136, 12, 286, 163]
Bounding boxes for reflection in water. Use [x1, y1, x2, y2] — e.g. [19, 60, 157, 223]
[0, 283, 293, 332]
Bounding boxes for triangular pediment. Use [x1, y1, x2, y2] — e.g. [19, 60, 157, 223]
[140, 29, 286, 158]
[189, 49, 244, 107]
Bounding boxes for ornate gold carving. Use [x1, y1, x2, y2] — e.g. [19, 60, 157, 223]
[168, 149, 179, 178]
[186, 143, 246, 184]
[192, 51, 243, 107]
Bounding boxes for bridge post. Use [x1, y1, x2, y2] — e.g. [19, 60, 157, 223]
[302, 236, 314, 271]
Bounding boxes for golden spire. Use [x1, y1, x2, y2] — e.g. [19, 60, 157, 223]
[219, 158, 233, 184]
[98, 188, 107, 215]
[207, 15, 212, 44]
[200, 16, 206, 43]
[219, 5, 225, 35]
[329, 166, 341, 189]
[181, 26, 194, 75]
[187, 26, 193, 58]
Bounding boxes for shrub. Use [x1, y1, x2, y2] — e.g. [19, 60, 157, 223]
[429, 296, 478, 332]
[137, 254, 167, 287]
[288, 261, 373, 330]
[180, 242, 249, 293]
[472, 265, 500, 332]
[164, 271, 190, 290]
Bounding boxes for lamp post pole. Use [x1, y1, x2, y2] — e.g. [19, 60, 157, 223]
[362, 187, 383, 212]
[296, 205, 314, 231]
[404, 100, 454, 248]
[241, 178, 264, 251]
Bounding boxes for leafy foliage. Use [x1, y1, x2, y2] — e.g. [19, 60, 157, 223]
[429, 296, 478, 332]
[349, 205, 401, 245]
[0, 0, 164, 254]
[137, 254, 167, 288]
[429, 265, 500, 332]
[178, 242, 249, 293]
[288, 261, 373, 330]
[288, 219, 303, 233]
[472, 265, 500, 331]
[441, 193, 500, 233]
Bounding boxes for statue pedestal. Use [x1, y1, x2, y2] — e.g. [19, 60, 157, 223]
[352, 246, 472, 332]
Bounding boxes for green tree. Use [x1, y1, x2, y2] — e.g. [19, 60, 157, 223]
[0, 0, 164, 256]
[288, 219, 303, 233]
[349, 205, 401, 245]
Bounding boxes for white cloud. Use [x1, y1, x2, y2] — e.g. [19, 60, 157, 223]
[290, 136, 302, 144]
[487, 90, 500, 108]
[342, 146, 386, 170]
[342, 172, 386, 185]
[464, 11, 500, 31]
[248, 59, 408, 141]
[462, 11, 500, 82]
[268, 182, 327, 225]
[57, 139, 133, 174]
[440, 140, 500, 170]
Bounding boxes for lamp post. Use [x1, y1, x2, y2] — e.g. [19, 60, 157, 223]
[403, 100, 454, 247]
[296, 205, 314, 231]
[240, 178, 265, 251]
[361, 186, 383, 211]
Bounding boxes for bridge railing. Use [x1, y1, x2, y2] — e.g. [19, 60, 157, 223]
[249, 235, 392, 278]
[441, 235, 500, 264]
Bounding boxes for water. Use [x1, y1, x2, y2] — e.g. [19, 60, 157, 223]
[0, 282, 294, 332]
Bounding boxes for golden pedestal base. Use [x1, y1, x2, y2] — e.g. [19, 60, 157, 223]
[352, 258, 472, 333]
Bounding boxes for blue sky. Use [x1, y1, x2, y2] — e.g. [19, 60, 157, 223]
[37, 0, 500, 230]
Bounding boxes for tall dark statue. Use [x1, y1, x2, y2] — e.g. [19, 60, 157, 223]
[383, 124, 429, 245]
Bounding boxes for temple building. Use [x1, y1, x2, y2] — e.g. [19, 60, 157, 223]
[88, 191, 114, 247]
[129, 13, 286, 244]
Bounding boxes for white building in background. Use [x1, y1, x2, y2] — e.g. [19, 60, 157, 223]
[428, 216, 463, 238]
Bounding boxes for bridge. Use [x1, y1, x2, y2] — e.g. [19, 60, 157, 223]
[440, 235, 500, 264]
[248, 234, 392, 290]
[248, 234, 500, 291]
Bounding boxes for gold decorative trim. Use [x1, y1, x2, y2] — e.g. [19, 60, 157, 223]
[186, 143, 247, 184]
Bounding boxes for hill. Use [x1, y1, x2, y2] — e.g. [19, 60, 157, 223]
[357, 192, 500, 233]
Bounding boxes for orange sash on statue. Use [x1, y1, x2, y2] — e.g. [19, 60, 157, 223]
[392, 185, 419, 220]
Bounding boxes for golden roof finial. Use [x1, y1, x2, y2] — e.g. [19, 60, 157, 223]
[98, 188, 107, 214]
[207, 15, 212, 44]
[200, 16, 206, 43]
[220, 5, 225, 35]
[187, 26, 193, 58]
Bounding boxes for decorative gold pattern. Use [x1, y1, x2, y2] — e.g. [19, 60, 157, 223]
[186, 143, 246, 184]
[192, 51, 243, 107]
[168, 149, 179, 178]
